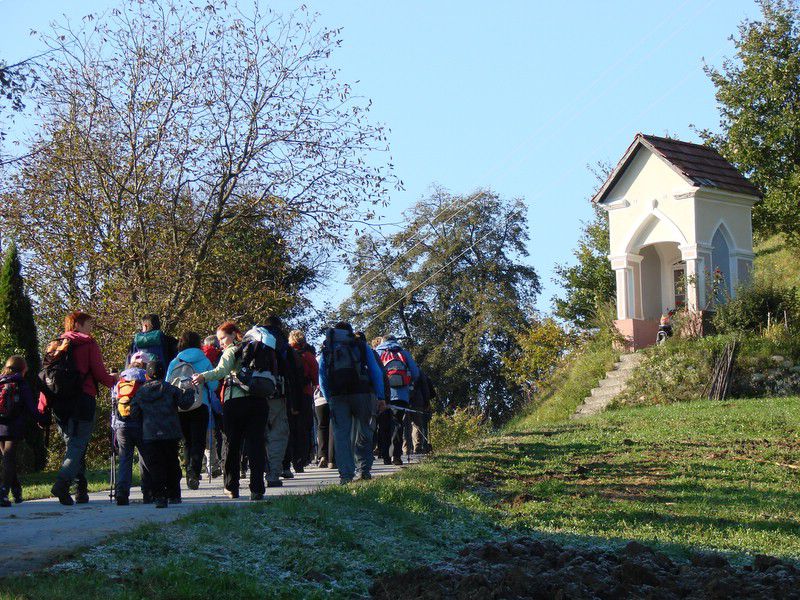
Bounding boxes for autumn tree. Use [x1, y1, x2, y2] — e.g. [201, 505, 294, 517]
[340, 188, 540, 423]
[0, 0, 392, 359]
[503, 318, 570, 401]
[701, 0, 800, 243]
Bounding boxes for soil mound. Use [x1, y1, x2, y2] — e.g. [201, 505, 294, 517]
[370, 537, 800, 599]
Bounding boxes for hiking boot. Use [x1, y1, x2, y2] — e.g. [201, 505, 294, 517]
[10, 485, 22, 504]
[169, 497, 182, 505]
[294, 465, 304, 474]
[141, 491, 153, 504]
[75, 479, 89, 504]
[317, 458, 328, 468]
[250, 492, 264, 501]
[155, 497, 168, 508]
[116, 496, 129, 506]
[392, 458, 403, 466]
[51, 481, 74, 506]
[266, 479, 283, 488]
[339, 478, 352, 485]
[281, 468, 294, 479]
[224, 489, 239, 499]
[187, 477, 199, 490]
[355, 473, 372, 482]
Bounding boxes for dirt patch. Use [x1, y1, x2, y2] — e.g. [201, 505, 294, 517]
[370, 538, 800, 599]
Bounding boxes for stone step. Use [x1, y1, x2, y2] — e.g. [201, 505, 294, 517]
[597, 376, 629, 389]
[604, 368, 632, 381]
[618, 353, 644, 365]
[591, 383, 625, 398]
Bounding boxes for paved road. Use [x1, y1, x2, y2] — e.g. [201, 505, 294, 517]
[0, 460, 410, 578]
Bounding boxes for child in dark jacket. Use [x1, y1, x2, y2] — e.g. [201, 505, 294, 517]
[130, 359, 195, 508]
[0, 356, 44, 506]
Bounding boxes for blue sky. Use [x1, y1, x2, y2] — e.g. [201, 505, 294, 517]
[1, 0, 760, 316]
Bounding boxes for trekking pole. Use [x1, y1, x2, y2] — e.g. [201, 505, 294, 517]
[109, 428, 116, 502]
[207, 422, 213, 482]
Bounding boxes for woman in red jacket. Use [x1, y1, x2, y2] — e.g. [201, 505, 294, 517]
[40, 311, 117, 505]
[289, 330, 319, 469]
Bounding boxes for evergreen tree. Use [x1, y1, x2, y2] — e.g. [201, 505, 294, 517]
[0, 241, 45, 470]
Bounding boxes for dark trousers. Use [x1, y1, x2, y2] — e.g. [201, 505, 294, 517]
[114, 426, 151, 498]
[284, 396, 313, 469]
[222, 396, 268, 494]
[315, 403, 335, 464]
[0, 439, 19, 495]
[141, 439, 181, 501]
[389, 401, 408, 461]
[376, 409, 393, 460]
[179, 405, 209, 480]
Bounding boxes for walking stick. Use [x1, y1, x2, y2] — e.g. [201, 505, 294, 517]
[109, 427, 117, 502]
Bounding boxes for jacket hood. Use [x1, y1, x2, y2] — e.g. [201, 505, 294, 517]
[120, 367, 146, 381]
[376, 340, 403, 352]
[175, 347, 208, 365]
[137, 380, 166, 402]
[0, 372, 24, 384]
[62, 331, 93, 345]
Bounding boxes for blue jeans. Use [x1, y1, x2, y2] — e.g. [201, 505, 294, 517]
[56, 418, 94, 486]
[329, 393, 374, 482]
[115, 426, 150, 498]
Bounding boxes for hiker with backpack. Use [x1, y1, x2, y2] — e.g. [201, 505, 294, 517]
[318, 322, 385, 484]
[262, 316, 300, 485]
[39, 311, 118, 506]
[128, 314, 178, 374]
[0, 356, 46, 506]
[111, 351, 152, 505]
[409, 368, 436, 454]
[130, 359, 196, 508]
[166, 331, 220, 490]
[375, 335, 420, 466]
[191, 321, 271, 500]
[287, 329, 318, 474]
[201, 335, 223, 478]
[370, 336, 392, 463]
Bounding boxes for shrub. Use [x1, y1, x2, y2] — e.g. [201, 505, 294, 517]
[713, 280, 799, 334]
[429, 408, 490, 450]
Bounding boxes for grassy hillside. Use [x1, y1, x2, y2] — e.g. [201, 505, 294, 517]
[754, 234, 800, 289]
[3, 395, 799, 599]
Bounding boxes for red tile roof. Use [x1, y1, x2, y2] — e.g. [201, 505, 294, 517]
[592, 133, 762, 204]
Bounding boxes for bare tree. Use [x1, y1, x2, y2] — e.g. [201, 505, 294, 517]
[1, 0, 392, 350]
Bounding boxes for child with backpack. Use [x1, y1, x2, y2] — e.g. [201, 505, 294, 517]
[111, 351, 151, 505]
[0, 356, 45, 506]
[165, 331, 219, 490]
[130, 359, 196, 508]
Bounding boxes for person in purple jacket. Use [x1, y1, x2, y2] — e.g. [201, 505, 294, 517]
[0, 356, 46, 506]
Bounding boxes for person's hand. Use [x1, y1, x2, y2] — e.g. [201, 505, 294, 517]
[191, 373, 205, 386]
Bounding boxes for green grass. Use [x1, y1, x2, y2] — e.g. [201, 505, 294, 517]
[754, 234, 800, 289]
[3, 395, 798, 599]
[505, 333, 618, 429]
[19, 467, 139, 501]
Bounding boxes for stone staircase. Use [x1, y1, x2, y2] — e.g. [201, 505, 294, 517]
[571, 353, 644, 419]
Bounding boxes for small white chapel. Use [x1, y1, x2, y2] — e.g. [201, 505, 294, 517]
[592, 133, 762, 350]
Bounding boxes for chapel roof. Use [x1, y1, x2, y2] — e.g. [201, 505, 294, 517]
[592, 133, 762, 204]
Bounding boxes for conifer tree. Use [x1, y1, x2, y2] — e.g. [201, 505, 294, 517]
[0, 241, 45, 470]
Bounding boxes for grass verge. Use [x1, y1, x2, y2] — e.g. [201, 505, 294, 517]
[2, 396, 798, 598]
[19, 468, 140, 501]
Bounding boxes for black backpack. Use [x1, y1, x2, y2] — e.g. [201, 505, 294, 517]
[39, 337, 84, 415]
[234, 326, 280, 400]
[324, 328, 371, 396]
[0, 378, 23, 421]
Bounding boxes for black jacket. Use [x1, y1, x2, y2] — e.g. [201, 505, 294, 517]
[131, 380, 194, 442]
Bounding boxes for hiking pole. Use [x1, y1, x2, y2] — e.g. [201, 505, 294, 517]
[109, 428, 116, 502]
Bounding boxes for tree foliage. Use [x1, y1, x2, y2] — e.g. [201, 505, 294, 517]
[502, 317, 570, 399]
[701, 0, 800, 242]
[553, 204, 615, 329]
[0, 242, 46, 470]
[340, 187, 540, 423]
[0, 0, 392, 359]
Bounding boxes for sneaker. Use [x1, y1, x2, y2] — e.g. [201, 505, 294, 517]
[116, 496, 129, 506]
[0, 497, 11, 508]
[317, 458, 328, 468]
[155, 498, 168, 508]
[10, 486, 22, 504]
[187, 478, 200, 490]
[224, 489, 239, 499]
[392, 458, 403, 466]
[169, 497, 182, 504]
[266, 479, 283, 488]
[250, 492, 264, 501]
[51, 482, 74, 506]
[281, 469, 294, 479]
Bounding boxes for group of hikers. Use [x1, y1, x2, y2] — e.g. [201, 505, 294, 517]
[0, 311, 436, 508]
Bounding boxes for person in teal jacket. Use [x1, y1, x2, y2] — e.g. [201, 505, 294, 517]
[165, 331, 219, 490]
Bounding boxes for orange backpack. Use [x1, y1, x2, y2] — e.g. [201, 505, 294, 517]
[116, 379, 141, 418]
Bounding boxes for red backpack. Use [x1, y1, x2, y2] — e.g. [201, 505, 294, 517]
[380, 349, 412, 389]
[0, 379, 23, 420]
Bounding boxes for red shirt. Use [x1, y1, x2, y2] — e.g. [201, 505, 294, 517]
[291, 343, 319, 397]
